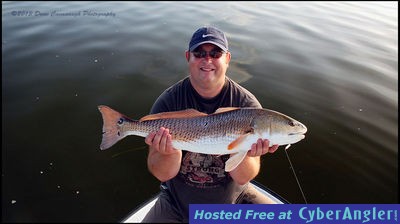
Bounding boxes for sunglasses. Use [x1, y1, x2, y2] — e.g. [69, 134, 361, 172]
[191, 49, 225, 59]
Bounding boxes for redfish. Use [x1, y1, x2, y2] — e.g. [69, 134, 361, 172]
[98, 106, 307, 172]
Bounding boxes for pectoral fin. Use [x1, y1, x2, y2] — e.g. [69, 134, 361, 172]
[228, 133, 250, 150]
[225, 151, 247, 172]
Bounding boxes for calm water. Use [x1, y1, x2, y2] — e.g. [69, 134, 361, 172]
[2, 1, 398, 222]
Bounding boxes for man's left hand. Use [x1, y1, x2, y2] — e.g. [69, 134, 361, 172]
[247, 139, 279, 157]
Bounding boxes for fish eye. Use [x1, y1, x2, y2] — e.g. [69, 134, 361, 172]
[117, 118, 124, 125]
[288, 121, 295, 127]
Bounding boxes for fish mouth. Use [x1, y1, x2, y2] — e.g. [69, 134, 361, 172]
[289, 131, 307, 136]
[288, 126, 307, 136]
[288, 132, 306, 140]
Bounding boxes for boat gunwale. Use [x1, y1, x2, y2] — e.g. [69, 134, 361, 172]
[121, 180, 289, 223]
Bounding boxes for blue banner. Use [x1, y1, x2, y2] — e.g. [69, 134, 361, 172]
[189, 204, 399, 224]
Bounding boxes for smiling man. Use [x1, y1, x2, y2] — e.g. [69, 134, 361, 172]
[142, 26, 279, 223]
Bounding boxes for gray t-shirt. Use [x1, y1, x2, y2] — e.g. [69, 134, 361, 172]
[150, 76, 262, 220]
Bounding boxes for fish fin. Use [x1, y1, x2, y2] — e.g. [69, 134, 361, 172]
[225, 151, 248, 172]
[214, 107, 240, 114]
[98, 105, 132, 150]
[139, 109, 207, 121]
[228, 133, 250, 150]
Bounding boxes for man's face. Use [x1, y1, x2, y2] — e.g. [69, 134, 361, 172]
[186, 43, 231, 90]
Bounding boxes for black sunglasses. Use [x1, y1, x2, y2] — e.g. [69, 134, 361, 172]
[192, 49, 225, 59]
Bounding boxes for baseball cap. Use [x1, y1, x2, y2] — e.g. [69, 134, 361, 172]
[188, 26, 228, 52]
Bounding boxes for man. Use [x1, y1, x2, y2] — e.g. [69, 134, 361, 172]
[142, 26, 279, 223]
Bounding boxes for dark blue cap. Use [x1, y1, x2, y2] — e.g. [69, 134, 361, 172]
[189, 26, 228, 52]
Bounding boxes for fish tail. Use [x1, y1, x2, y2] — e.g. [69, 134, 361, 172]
[98, 105, 132, 150]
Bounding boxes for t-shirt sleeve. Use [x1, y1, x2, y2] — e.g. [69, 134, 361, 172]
[232, 80, 262, 109]
[241, 92, 262, 108]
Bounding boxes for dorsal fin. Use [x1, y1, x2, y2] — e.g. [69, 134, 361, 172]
[214, 107, 240, 114]
[139, 109, 207, 122]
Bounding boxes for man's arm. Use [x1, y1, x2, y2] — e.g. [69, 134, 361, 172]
[229, 139, 279, 185]
[145, 127, 182, 182]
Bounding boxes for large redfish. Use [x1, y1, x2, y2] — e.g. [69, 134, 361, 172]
[98, 106, 307, 172]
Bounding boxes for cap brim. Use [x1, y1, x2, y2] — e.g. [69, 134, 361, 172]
[189, 41, 228, 52]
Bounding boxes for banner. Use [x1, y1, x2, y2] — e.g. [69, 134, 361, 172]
[189, 204, 399, 224]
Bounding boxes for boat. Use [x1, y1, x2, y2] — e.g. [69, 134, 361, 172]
[121, 180, 288, 223]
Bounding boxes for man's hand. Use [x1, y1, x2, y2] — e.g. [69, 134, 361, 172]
[145, 127, 178, 155]
[145, 127, 181, 182]
[247, 139, 279, 157]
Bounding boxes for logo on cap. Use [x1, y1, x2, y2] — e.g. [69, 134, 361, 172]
[202, 34, 214, 38]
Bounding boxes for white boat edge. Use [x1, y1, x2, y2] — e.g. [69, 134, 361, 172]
[121, 181, 288, 223]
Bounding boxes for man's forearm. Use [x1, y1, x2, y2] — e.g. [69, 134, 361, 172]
[229, 155, 260, 185]
[147, 148, 182, 182]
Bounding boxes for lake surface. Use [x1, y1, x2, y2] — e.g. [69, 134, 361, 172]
[2, 1, 398, 222]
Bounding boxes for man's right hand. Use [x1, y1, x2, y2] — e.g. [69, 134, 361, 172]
[145, 127, 179, 155]
[145, 127, 182, 182]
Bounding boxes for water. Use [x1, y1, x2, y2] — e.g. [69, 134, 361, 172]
[2, 1, 398, 222]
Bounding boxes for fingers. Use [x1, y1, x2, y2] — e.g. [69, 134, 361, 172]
[145, 132, 156, 145]
[146, 127, 175, 155]
[248, 139, 279, 157]
[153, 128, 165, 150]
[269, 144, 279, 153]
